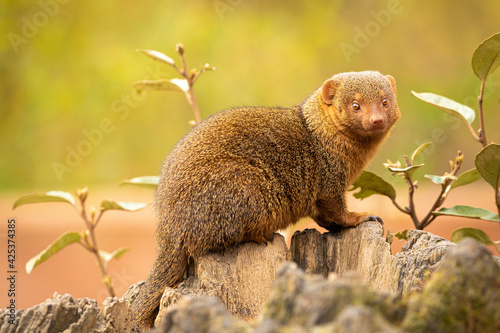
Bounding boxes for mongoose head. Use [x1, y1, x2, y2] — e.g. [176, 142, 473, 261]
[320, 71, 400, 137]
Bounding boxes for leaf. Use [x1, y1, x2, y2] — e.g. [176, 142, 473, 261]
[451, 227, 494, 245]
[424, 174, 457, 185]
[121, 176, 159, 189]
[136, 49, 175, 66]
[387, 164, 425, 179]
[350, 171, 396, 200]
[475, 143, 500, 190]
[133, 79, 189, 93]
[13, 191, 76, 209]
[395, 230, 408, 240]
[411, 91, 476, 125]
[26, 231, 81, 274]
[471, 32, 500, 81]
[433, 205, 500, 222]
[450, 168, 481, 190]
[99, 247, 131, 263]
[411, 142, 433, 164]
[100, 199, 149, 213]
[169, 78, 189, 92]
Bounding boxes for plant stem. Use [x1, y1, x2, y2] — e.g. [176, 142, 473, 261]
[391, 198, 410, 214]
[88, 213, 115, 297]
[405, 175, 420, 229]
[174, 47, 202, 124]
[186, 84, 202, 124]
[496, 186, 500, 217]
[419, 152, 462, 229]
[477, 77, 488, 147]
[77, 197, 115, 297]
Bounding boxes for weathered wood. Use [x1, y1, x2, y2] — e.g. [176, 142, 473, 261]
[290, 222, 455, 294]
[154, 233, 290, 325]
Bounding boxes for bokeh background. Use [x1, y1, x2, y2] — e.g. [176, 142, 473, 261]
[1, 0, 500, 310]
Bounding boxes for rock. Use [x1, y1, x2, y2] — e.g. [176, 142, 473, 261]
[332, 305, 403, 333]
[291, 223, 455, 295]
[154, 286, 198, 327]
[96, 297, 135, 333]
[403, 238, 500, 333]
[260, 262, 404, 329]
[150, 296, 250, 333]
[154, 233, 290, 325]
[0, 293, 100, 333]
[395, 229, 454, 294]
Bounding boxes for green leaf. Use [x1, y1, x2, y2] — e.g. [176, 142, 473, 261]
[395, 229, 408, 240]
[475, 143, 500, 190]
[424, 174, 457, 185]
[450, 168, 481, 190]
[451, 227, 494, 245]
[411, 91, 476, 125]
[133, 79, 189, 93]
[350, 171, 396, 200]
[99, 247, 131, 263]
[433, 205, 500, 222]
[471, 32, 500, 81]
[26, 231, 81, 274]
[411, 142, 433, 164]
[121, 176, 159, 190]
[136, 49, 175, 66]
[387, 164, 424, 179]
[13, 191, 76, 209]
[100, 199, 149, 213]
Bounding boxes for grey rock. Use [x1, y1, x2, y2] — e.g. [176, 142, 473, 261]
[150, 296, 250, 333]
[0, 293, 99, 333]
[261, 262, 404, 329]
[395, 229, 454, 294]
[403, 238, 500, 333]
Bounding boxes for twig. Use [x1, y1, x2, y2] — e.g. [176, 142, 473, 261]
[391, 198, 410, 214]
[477, 77, 488, 147]
[175, 43, 202, 124]
[75, 190, 115, 297]
[419, 151, 463, 229]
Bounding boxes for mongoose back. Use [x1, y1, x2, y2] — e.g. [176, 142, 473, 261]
[133, 71, 400, 330]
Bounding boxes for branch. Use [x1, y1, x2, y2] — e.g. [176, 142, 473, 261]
[391, 197, 410, 215]
[477, 77, 488, 147]
[420, 151, 463, 229]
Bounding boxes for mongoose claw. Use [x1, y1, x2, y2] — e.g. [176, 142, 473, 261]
[366, 215, 384, 225]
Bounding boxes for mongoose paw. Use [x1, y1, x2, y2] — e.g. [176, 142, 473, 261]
[364, 215, 384, 225]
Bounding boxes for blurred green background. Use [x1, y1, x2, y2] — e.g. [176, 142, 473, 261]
[2, 0, 500, 192]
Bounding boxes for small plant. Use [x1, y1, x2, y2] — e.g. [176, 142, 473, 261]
[134, 43, 215, 126]
[123, 43, 214, 187]
[352, 32, 500, 251]
[13, 187, 148, 296]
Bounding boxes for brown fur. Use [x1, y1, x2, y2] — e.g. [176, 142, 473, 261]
[132, 71, 400, 330]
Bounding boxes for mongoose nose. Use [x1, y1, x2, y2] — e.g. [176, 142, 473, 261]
[371, 116, 385, 126]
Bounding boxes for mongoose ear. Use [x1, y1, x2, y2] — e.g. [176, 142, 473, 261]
[385, 75, 397, 97]
[321, 79, 341, 105]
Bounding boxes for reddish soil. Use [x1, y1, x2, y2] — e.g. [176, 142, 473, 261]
[1, 183, 498, 310]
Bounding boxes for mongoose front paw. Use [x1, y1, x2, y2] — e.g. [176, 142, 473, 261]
[364, 215, 384, 225]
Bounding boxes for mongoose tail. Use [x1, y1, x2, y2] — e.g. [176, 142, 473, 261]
[132, 241, 188, 330]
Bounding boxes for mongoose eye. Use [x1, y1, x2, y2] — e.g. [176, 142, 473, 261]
[352, 102, 361, 111]
[382, 98, 388, 106]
